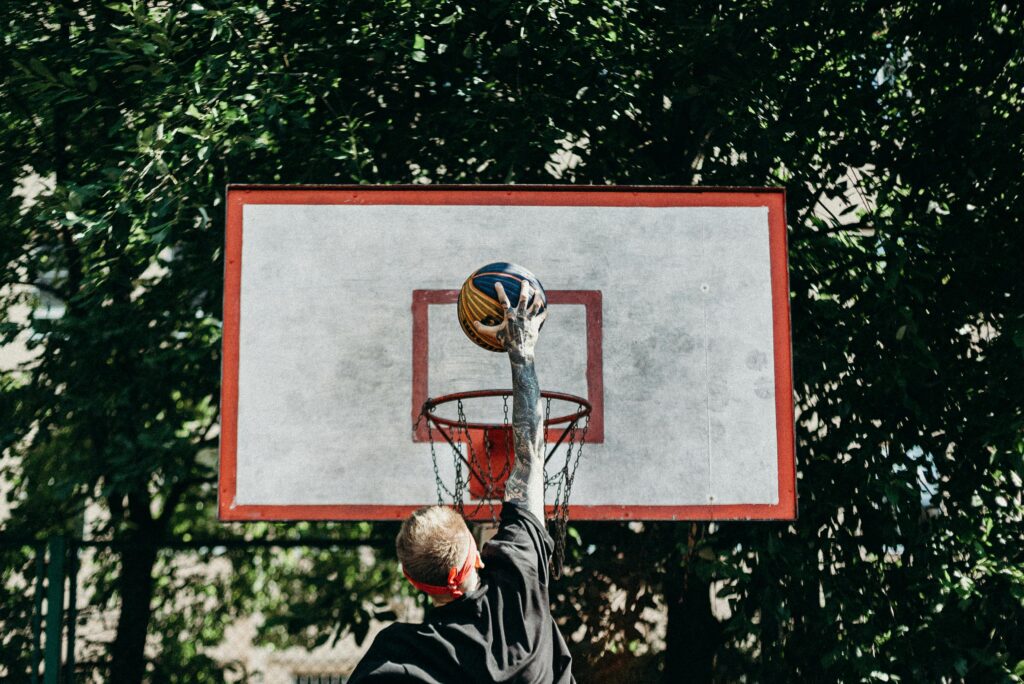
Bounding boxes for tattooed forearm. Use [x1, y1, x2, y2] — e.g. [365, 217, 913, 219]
[473, 280, 548, 520]
[504, 357, 546, 521]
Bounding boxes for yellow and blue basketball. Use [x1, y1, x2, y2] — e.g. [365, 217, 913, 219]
[458, 262, 547, 352]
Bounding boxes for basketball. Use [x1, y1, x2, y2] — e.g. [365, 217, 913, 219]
[458, 262, 547, 352]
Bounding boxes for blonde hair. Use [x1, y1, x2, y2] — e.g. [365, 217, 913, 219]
[396, 506, 471, 586]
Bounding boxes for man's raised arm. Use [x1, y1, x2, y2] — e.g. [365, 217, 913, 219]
[473, 282, 547, 521]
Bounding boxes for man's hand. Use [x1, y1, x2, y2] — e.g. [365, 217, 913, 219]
[473, 282, 546, 363]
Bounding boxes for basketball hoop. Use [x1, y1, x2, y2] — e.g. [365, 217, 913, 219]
[417, 389, 591, 578]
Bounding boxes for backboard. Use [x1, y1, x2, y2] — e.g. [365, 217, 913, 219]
[219, 186, 795, 521]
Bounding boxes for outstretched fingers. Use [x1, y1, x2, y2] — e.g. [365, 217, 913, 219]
[517, 282, 532, 315]
[494, 282, 512, 310]
[474, 320, 504, 337]
[479, 280, 544, 353]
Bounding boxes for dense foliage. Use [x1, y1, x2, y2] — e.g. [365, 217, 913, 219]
[2, 0, 1022, 681]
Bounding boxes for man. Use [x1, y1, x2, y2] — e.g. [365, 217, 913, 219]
[349, 282, 574, 683]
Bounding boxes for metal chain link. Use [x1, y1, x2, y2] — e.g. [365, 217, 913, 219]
[426, 419, 446, 506]
[551, 413, 589, 579]
[458, 399, 499, 521]
[501, 394, 514, 488]
[483, 430, 499, 523]
[453, 399, 468, 515]
[549, 424, 575, 539]
[418, 403, 453, 506]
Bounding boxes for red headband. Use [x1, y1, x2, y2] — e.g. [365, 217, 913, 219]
[403, 534, 484, 599]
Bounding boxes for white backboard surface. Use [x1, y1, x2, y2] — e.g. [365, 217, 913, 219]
[220, 186, 795, 520]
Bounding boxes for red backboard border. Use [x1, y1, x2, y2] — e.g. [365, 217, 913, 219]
[220, 185, 795, 522]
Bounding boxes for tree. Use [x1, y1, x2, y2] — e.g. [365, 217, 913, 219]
[2, 0, 1022, 681]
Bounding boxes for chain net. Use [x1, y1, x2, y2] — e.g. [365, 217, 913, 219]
[417, 392, 589, 579]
